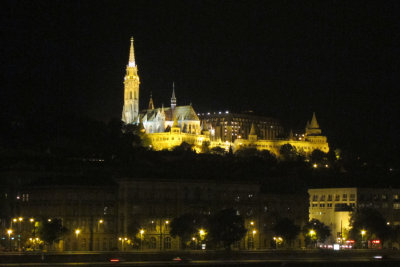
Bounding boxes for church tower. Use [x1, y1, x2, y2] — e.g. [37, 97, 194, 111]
[171, 82, 177, 110]
[122, 37, 140, 124]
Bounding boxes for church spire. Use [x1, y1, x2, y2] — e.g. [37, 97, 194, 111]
[122, 37, 140, 124]
[128, 37, 136, 67]
[148, 92, 154, 110]
[171, 82, 177, 109]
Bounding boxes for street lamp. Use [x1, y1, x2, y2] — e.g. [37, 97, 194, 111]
[75, 229, 81, 238]
[309, 230, 316, 248]
[140, 229, 145, 250]
[7, 229, 13, 250]
[361, 230, 366, 248]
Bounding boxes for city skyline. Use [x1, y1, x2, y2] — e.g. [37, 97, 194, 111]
[2, 1, 399, 160]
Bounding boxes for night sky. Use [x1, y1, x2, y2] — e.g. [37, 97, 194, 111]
[2, 1, 399, 159]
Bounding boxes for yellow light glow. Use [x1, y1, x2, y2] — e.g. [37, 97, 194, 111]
[7, 229, 13, 235]
[124, 237, 128, 241]
[119, 237, 122, 240]
[165, 220, 169, 224]
[313, 164, 318, 168]
[250, 221, 254, 226]
[29, 218, 34, 223]
[140, 229, 144, 234]
[309, 230, 315, 235]
[18, 217, 23, 222]
[252, 230, 257, 234]
[361, 230, 366, 235]
[99, 219, 104, 224]
[48, 219, 52, 222]
[192, 237, 196, 241]
[13, 218, 17, 222]
[75, 229, 81, 237]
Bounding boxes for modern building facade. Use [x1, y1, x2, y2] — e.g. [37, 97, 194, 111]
[308, 187, 400, 243]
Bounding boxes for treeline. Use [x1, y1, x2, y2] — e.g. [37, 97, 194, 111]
[0, 113, 398, 189]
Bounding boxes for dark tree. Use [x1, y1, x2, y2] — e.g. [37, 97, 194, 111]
[38, 218, 68, 247]
[349, 207, 390, 246]
[210, 146, 226, 156]
[302, 219, 331, 247]
[201, 141, 210, 153]
[279, 144, 297, 161]
[170, 213, 200, 249]
[173, 142, 195, 153]
[208, 209, 247, 250]
[272, 218, 300, 247]
[311, 149, 327, 164]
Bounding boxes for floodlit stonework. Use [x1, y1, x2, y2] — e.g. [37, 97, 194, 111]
[122, 38, 329, 155]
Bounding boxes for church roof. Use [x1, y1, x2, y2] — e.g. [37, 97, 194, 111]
[139, 105, 200, 122]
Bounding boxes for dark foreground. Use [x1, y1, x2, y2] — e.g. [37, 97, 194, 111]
[1, 250, 400, 266]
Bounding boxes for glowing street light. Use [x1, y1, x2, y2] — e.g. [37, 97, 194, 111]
[75, 229, 81, 238]
[140, 229, 145, 250]
[29, 218, 35, 223]
[99, 219, 104, 224]
[361, 230, 366, 248]
[18, 217, 23, 222]
[7, 229, 13, 250]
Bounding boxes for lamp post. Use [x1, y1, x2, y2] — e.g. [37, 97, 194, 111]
[309, 230, 316, 248]
[140, 229, 144, 250]
[361, 230, 366, 248]
[98, 219, 104, 232]
[7, 229, 13, 251]
[75, 229, 81, 251]
[159, 220, 169, 250]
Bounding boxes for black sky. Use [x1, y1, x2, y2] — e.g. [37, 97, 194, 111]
[1, 0, 399, 158]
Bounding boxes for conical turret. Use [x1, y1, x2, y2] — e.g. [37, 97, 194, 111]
[249, 123, 257, 136]
[305, 112, 322, 135]
[248, 123, 257, 141]
[310, 112, 320, 129]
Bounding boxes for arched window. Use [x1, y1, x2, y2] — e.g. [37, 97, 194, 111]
[164, 237, 171, 249]
[149, 237, 156, 249]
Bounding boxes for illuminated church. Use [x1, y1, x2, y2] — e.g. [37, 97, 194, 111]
[122, 37, 329, 155]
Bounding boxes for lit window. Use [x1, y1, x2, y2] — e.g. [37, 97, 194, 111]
[394, 203, 400, 209]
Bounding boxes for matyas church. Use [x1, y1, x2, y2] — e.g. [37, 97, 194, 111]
[122, 38, 329, 155]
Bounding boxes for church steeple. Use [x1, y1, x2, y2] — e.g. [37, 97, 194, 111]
[128, 37, 136, 67]
[171, 82, 177, 109]
[148, 92, 154, 110]
[122, 37, 140, 124]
